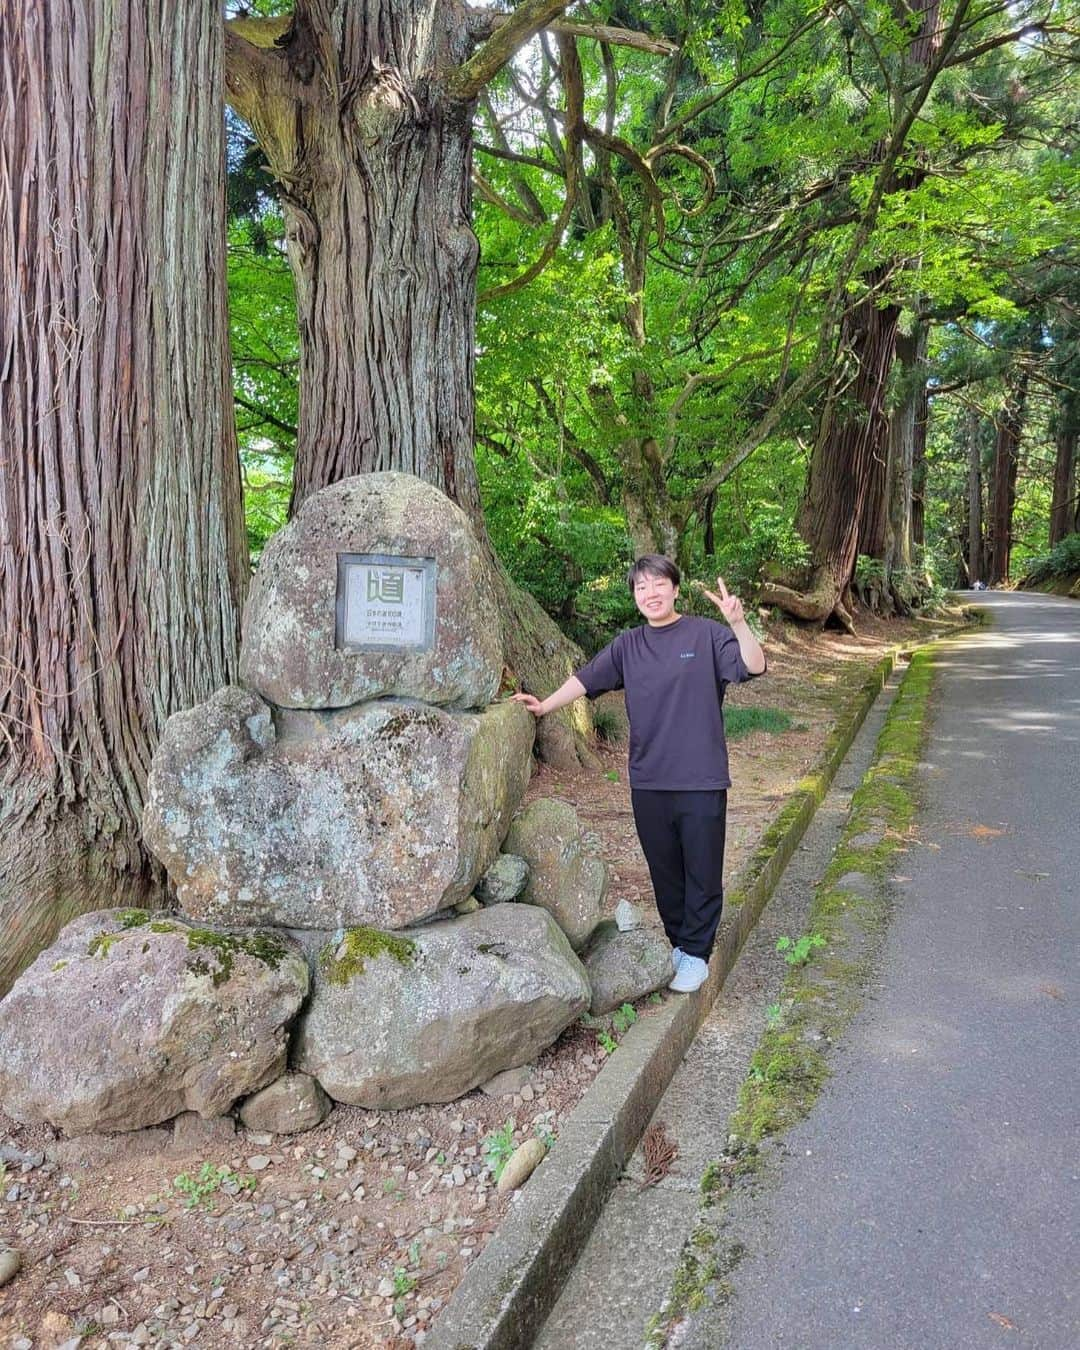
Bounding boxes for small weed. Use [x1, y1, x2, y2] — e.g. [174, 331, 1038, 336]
[604, 769, 619, 782]
[776, 933, 826, 967]
[597, 1029, 618, 1054]
[765, 1002, 783, 1028]
[534, 1121, 556, 1151]
[612, 1002, 638, 1034]
[435, 1151, 446, 1165]
[393, 1267, 415, 1297]
[170, 1163, 256, 1210]
[407, 1238, 422, 1267]
[592, 707, 624, 743]
[649, 991, 663, 1004]
[381, 1177, 400, 1196]
[481, 1121, 516, 1179]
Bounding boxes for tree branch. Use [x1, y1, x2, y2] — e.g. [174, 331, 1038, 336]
[472, 169, 545, 226]
[466, 9, 678, 54]
[477, 32, 585, 303]
[448, 0, 574, 101]
[234, 393, 298, 439]
[583, 125, 666, 247]
[474, 142, 565, 176]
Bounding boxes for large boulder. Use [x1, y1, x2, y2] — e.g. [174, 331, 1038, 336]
[0, 910, 309, 1136]
[292, 905, 590, 1109]
[502, 798, 608, 949]
[143, 688, 534, 930]
[581, 921, 672, 1015]
[240, 473, 503, 710]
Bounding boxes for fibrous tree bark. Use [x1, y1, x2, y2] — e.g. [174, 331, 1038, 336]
[987, 368, 1030, 583]
[1049, 423, 1078, 545]
[966, 406, 986, 584]
[769, 277, 902, 629]
[224, 2, 597, 766]
[881, 321, 930, 611]
[0, 0, 247, 993]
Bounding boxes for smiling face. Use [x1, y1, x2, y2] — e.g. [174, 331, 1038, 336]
[633, 569, 680, 626]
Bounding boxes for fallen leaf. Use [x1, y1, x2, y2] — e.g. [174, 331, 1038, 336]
[1040, 985, 1064, 1001]
[969, 824, 1006, 840]
[988, 1312, 1018, 1331]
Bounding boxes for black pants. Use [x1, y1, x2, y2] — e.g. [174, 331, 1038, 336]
[630, 789, 727, 960]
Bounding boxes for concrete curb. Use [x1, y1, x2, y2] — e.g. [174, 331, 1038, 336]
[428, 653, 899, 1350]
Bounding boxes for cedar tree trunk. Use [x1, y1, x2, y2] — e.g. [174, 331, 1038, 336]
[1049, 424, 1078, 546]
[966, 406, 985, 584]
[987, 369, 1029, 584]
[881, 321, 929, 611]
[761, 281, 901, 629]
[0, 0, 247, 993]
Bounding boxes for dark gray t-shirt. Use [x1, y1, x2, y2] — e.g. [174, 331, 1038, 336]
[575, 614, 759, 790]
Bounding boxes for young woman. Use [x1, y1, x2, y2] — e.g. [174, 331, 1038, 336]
[512, 555, 765, 992]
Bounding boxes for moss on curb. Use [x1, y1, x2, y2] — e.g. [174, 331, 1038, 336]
[318, 927, 418, 985]
[655, 648, 936, 1342]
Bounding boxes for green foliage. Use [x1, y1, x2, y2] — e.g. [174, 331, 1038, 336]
[611, 1002, 638, 1035]
[775, 933, 826, 967]
[1019, 533, 1080, 586]
[170, 1163, 256, 1210]
[481, 1121, 517, 1180]
[223, 0, 1079, 613]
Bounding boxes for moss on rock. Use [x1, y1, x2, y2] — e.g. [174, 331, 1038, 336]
[318, 927, 417, 986]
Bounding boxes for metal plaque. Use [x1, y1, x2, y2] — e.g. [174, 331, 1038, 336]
[335, 554, 437, 652]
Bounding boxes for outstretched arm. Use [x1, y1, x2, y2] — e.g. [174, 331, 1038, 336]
[511, 675, 587, 717]
[701, 577, 766, 675]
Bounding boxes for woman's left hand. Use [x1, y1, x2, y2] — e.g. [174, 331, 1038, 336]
[702, 576, 745, 626]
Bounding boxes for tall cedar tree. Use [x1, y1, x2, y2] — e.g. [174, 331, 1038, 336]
[0, 0, 248, 992]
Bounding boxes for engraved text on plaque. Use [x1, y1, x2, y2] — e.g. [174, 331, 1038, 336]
[336, 554, 437, 652]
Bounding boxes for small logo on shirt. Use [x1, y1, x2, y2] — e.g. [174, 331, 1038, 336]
[679, 651, 696, 660]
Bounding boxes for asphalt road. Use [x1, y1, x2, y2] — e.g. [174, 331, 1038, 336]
[683, 592, 1080, 1350]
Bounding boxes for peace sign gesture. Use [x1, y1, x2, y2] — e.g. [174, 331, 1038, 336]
[701, 576, 745, 626]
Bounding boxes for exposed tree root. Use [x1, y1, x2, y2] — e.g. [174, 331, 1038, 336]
[758, 577, 857, 635]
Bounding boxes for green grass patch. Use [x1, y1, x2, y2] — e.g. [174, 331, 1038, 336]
[725, 706, 796, 740]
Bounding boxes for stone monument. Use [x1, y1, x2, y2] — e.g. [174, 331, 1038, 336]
[0, 473, 604, 1135]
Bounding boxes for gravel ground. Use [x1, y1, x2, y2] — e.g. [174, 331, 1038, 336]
[0, 614, 927, 1349]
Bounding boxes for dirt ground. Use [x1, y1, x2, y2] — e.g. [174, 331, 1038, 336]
[0, 611, 941, 1350]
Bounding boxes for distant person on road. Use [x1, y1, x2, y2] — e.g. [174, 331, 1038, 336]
[512, 555, 766, 993]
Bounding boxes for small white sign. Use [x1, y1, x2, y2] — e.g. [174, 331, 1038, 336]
[337, 555, 436, 651]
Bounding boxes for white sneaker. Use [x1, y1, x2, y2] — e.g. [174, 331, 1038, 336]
[669, 954, 709, 993]
[671, 946, 683, 973]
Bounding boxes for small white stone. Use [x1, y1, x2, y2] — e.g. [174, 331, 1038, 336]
[614, 899, 644, 931]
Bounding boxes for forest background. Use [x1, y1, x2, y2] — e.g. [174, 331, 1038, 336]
[228, 0, 1080, 640]
[2, 0, 1078, 991]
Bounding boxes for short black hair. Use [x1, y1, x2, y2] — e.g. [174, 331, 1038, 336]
[627, 554, 680, 593]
